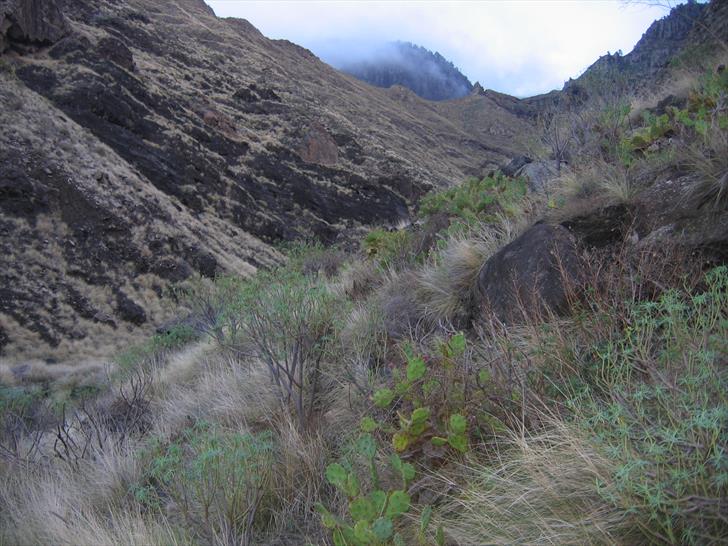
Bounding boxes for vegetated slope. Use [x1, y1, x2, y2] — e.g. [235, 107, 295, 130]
[2, 60, 726, 544]
[0, 0, 534, 361]
[334, 41, 473, 101]
[0, 1, 727, 545]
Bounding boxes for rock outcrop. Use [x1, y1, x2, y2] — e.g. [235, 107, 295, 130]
[476, 224, 582, 323]
[0, 0, 69, 52]
[564, 1, 710, 97]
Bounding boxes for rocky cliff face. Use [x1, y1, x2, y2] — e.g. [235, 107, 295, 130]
[0, 0, 533, 360]
[566, 1, 711, 96]
[0, 0, 70, 52]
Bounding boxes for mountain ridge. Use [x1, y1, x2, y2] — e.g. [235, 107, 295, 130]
[333, 41, 473, 101]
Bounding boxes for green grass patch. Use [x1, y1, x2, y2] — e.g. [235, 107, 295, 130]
[419, 172, 526, 224]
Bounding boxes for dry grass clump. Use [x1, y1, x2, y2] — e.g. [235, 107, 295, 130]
[300, 245, 346, 279]
[679, 124, 728, 209]
[151, 347, 279, 435]
[414, 222, 516, 327]
[547, 159, 639, 222]
[339, 299, 391, 377]
[330, 258, 385, 301]
[0, 441, 182, 546]
[436, 421, 629, 545]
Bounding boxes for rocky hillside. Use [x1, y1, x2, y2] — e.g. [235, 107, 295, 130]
[472, 1, 724, 119]
[579, 1, 706, 82]
[0, 0, 534, 361]
[335, 41, 473, 101]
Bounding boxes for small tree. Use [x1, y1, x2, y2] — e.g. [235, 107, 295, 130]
[229, 269, 340, 431]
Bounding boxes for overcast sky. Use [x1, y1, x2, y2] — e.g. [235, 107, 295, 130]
[204, 1, 675, 97]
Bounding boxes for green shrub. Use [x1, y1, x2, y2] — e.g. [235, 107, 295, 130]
[317, 427, 444, 546]
[224, 267, 345, 430]
[134, 422, 274, 544]
[571, 266, 728, 544]
[419, 173, 526, 224]
[362, 229, 414, 269]
[316, 334, 479, 544]
[369, 333, 486, 457]
[115, 322, 198, 373]
[0, 385, 45, 417]
[317, 444, 415, 546]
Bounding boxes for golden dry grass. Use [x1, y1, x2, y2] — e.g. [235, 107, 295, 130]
[434, 420, 629, 546]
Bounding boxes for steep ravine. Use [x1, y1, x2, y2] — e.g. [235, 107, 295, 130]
[0, 0, 534, 360]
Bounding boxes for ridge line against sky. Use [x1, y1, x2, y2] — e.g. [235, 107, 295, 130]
[204, 1, 675, 97]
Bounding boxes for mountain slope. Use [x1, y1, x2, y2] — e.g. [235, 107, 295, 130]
[462, 0, 726, 126]
[335, 41, 473, 101]
[565, 0, 709, 96]
[0, 0, 533, 360]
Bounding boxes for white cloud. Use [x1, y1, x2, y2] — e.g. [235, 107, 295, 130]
[205, 0, 670, 97]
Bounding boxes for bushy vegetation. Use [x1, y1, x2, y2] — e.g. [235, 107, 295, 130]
[441, 263, 728, 544]
[546, 65, 728, 220]
[419, 172, 527, 224]
[1, 59, 727, 546]
[133, 422, 275, 544]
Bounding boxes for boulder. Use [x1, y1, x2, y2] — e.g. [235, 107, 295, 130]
[298, 122, 339, 166]
[515, 159, 561, 193]
[96, 36, 135, 72]
[561, 204, 634, 248]
[0, 0, 69, 53]
[501, 155, 532, 177]
[476, 224, 582, 323]
[115, 291, 147, 326]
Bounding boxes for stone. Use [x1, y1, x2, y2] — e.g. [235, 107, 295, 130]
[476, 224, 582, 323]
[297, 122, 339, 166]
[515, 159, 561, 193]
[501, 155, 532, 177]
[0, 0, 70, 52]
[561, 204, 634, 249]
[115, 291, 147, 325]
[96, 36, 135, 72]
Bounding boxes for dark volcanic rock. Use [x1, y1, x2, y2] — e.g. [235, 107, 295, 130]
[115, 291, 147, 325]
[566, 1, 708, 94]
[501, 155, 532, 177]
[0, 0, 70, 52]
[96, 36, 135, 72]
[48, 34, 91, 60]
[476, 224, 582, 323]
[562, 204, 634, 249]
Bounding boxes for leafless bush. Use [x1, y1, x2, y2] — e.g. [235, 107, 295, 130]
[173, 277, 246, 344]
[301, 247, 345, 279]
[0, 412, 45, 465]
[53, 368, 152, 468]
[538, 108, 578, 171]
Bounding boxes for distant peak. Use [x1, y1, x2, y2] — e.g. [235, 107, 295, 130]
[330, 41, 473, 101]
